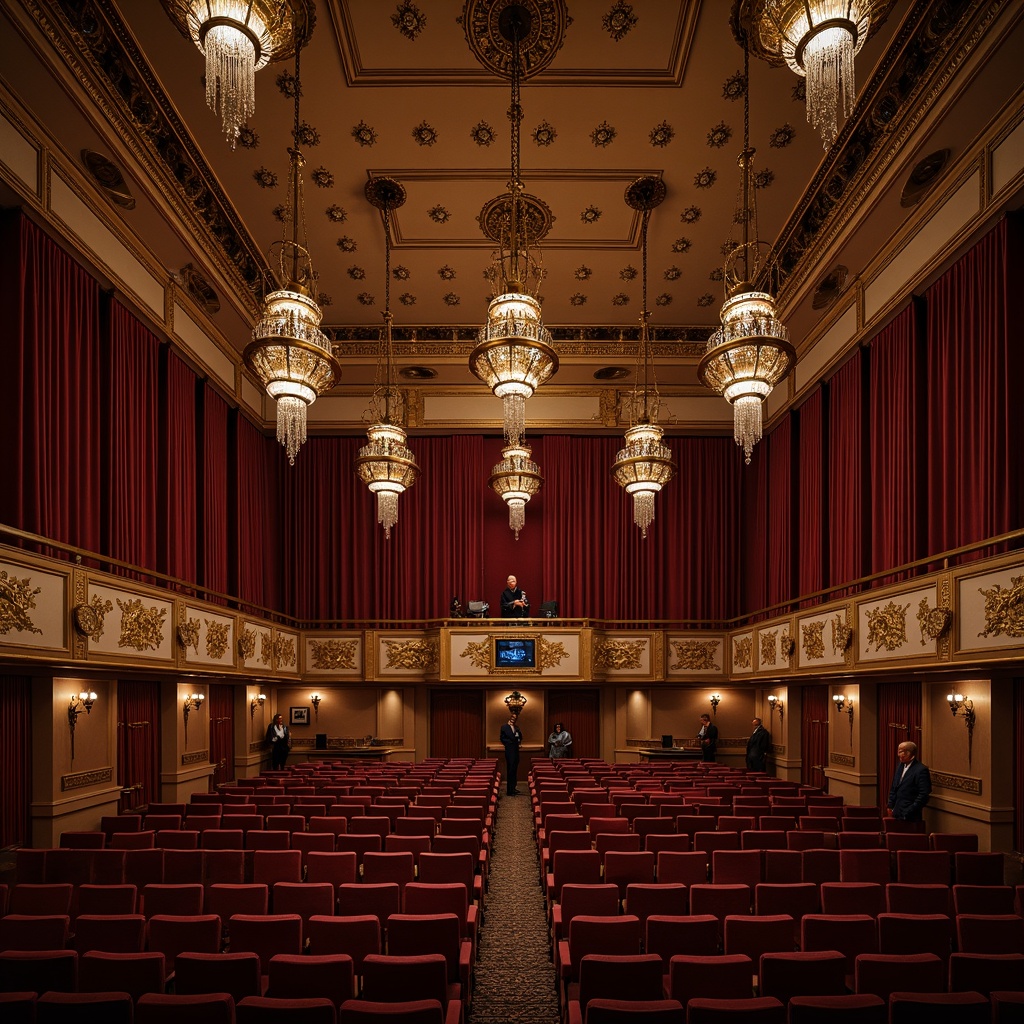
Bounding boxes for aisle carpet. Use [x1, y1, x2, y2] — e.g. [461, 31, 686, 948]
[469, 790, 560, 1023]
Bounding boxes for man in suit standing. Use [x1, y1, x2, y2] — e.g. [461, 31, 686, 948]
[501, 575, 530, 618]
[500, 715, 523, 796]
[887, 740, 932, 822]
[746, 717, 770, 772]
[697, 713, 718, 762]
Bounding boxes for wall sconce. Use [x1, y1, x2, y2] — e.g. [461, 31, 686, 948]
[709, 693, 722, 716]
[947, 692, 976, 766]
[767, 694, 784, 726]
[183, 691, 205, 746]
[504, 690, 527, 719]
[832, 694, 854, 720]
[67, 690, 98, 761]
[250, 692, 266, 719]
[310, 693, 321, 722]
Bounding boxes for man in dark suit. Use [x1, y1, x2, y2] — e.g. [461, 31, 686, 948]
[500, 715, 523, 795]
[500, 575, 529, 618]
[697, 713, 718, 762]
[746, 717, 771, 772]
[887, 740, 932, 821]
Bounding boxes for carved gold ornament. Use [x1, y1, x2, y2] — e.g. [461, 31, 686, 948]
[781, 633, 795, 658]
[977, 574, 1024, 638]
[917, 598, 952, 644]
[310, 638, 359, 670]
[73, 596, 114, 641]
[384, 638, 438, 671]
[205, 619, 229, 660]
[274, 634, 297, 668]
[670, 639, 720, 671]
[460, 639, 491, 670]
[0, 571, 43, 635]
[239, 627, 257, 661]
[831, 614, 852, 654]
[594, 638, 646, 670]
[760, 630, 778, 666]
[537, 636, 568, 669]
[260, 633, 274, 665]
[866, 600, 910, 652]
[178, 617, 200, 653]
[802, 620, 825, 660]
[733, 635, 752, 669]
[116, 598, 167, 651]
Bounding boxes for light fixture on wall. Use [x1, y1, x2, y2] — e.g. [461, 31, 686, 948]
[310, 693, 321, 721]
[469, 4, 558, 446]
[612, 175, 675, 538]
[832, 693, 854, 720]
[243, 35, 340, 465]
[767, 694, 784, 725]
[183, 691, 205, 745]
[489, 443, 543, 540]
[947, 692, 976, 766]
[354, 177, 420, 539]
[68, 690, 98, 762]
[710, 693, 722, 716]
[250, 692, 266, 718]
[161, 1, 313, 147]
[736, 1, 890, 149]
[698, 36, 794, 464]
[504, 689, 528, 719]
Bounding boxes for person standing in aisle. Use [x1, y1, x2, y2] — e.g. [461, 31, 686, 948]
[697, 713, 718, 762]
[500, 715, 523, 795]
[746, 717, 770, 772]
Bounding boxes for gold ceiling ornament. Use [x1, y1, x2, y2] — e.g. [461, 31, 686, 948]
[161, 0, 315, 147]
[698, 40, 794, 464]
[736, 1, 894, 149]
[489, 443, 542, 540]
[611, 175, 675, 539]
[243, 39, 339, 465]
[354, 177, 420, 539]
[469, 4, 558, 447]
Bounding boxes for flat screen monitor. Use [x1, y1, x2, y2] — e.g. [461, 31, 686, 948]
[494, 637, 536, 669]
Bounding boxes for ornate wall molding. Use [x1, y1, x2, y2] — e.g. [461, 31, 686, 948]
[61, 766, 113, 790]
[181, 749, 209, 766]
[830, 751, 856, 767]
[932, 770, 982, 795]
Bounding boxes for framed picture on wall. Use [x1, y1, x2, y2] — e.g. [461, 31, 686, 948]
[290, 706, 310, 726]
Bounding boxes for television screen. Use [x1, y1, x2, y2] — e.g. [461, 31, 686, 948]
[494, 637, 536, 668]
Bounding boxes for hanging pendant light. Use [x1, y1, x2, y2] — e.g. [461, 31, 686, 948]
[354, 177, 420, 539]
[161, 1, 313, 148]
[698, 38, 795, 465]
[469, 3, 557, 447]
[489, 443, 542, 540]
[611, 175, 675, 539]
[243, 38, 338, 465]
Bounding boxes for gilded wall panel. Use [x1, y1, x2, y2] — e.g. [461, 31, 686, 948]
[731, 631, 754, 674]
[797, 607, 852, 668]
[665, 634, 725, 676]
[178, 604, 235, 667]
[858, 585, 939, 661]
[957, 564, 1024, 654]
[83, 583, 174, 661]
[0, 558, 67, 651]
[305, 634, 364, 676]
[273, 629, 301, 674]
[754, 619, 796, 674]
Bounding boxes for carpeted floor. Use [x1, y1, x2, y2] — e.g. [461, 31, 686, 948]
[469, 790, 560, 1023]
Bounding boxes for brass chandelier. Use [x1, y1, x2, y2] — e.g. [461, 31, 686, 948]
[469, 3, 558, 447]
[243, 38, 339, 465]
[698, 40, 795, 464]
[354, 177, 420, 540]
[489, 443, 542, 541]
[161, 1, 314, 147]
[611, 176, 676, 539]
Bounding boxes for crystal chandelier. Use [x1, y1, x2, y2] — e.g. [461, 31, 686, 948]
[739, 0, 880, 149]
[489, 443, 542, 540]
[243, 39, 338, 465]
[354, 177, 420, 539]
[611, 176, 676, 539]
[162, 1, 312, 147]
[469, 4, 558, 447]
[698, 40, 795, 464]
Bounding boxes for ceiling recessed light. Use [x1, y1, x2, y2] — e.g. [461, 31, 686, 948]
[594, 366, 629, 381]
[399, 365, 437, 380]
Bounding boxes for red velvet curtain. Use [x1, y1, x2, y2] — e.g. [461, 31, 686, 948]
[766, 415, 795, 611]
[797, 390, 825, 606]
[0, 676, 32, 847]
[236, 416, 282, 614]
[547, 688, 600, 759]
[0, 213, 102, 555]
[926, 216, 1023, 560]
[200, 385, 230, 601]
[163, 351, 198, 586]
[800, 685, 831, 790]
[430, 689, 484, 758]
[116, 681, 160, 811]
[105, 300, 159, 576]
[827, 350, 867, 595]
[208, 683, 235, 789]
[741, 430, 769, 618]
[875, 681, 922, 812]
[869, 305, 921, 582]
[1014, 678, 1023, 855]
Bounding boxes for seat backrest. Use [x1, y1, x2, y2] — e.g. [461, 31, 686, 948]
[576, 953, 664, 1008]
[228, 914, 304, 975]
[306, 914, 381, 969]
[853, 952, 944, 1001]
[384, 915, 463, 982]
[73, 914, 146, 954]
[0, 914, 71, 951]
[361, 953, 448, 1006]
[79, 950, 166, 1000]
[666, 953, 754, 1003]
[759, 950, 847, 1003]
[566, 915, 641, 980]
